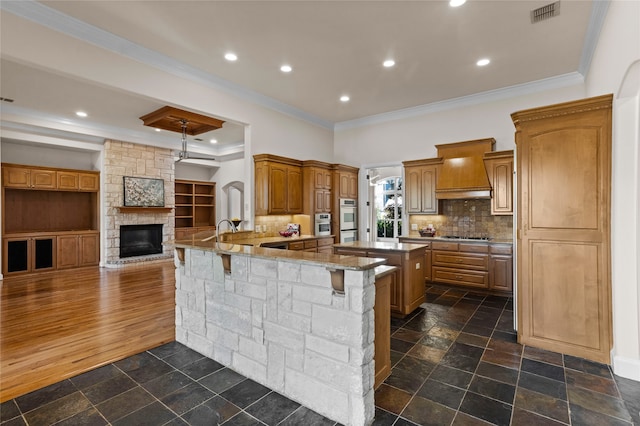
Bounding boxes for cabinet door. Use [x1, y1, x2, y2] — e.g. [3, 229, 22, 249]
[79, 233, 100, 266]
[323, 190, 332, 213]
[3, 167, 31, 188]
[31, 169, 57, 189]
[78, 173, 100, 191]
[4, 238, 30, 274]
[374, 272, 391, 388]
[489, 255, 512, 292]
[287, 166, 303, 213]
[314, 169, 325, 189]
[406, 167, 423, 213]
[339, 173, 350, 198]
[269, 164, 288, 214]
[57, 172, 79, 190]
[57, 235, 79, 269]
[323, 170, 332, 190]
[421, 166, 438, 214]
[348, 173, 358, 199]
[491, 159, 513, 215]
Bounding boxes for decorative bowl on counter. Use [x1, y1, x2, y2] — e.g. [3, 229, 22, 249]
[418, 229, 436, 237]
[279, 230, 294, 237]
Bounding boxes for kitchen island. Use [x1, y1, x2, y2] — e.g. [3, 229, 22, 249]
[333, 241, 429, 317]
[172, 237, 385, 426]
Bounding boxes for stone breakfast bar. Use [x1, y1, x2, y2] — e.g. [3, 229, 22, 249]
[172, 236, 388, 426]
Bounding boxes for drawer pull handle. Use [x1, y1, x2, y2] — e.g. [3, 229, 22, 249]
[456, 275, 462, 279]
[457, 259, 463, 262]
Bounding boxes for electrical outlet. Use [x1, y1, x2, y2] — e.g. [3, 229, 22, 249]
[411, 224, 418, 230]
[416, 263, 421, 269]
[255, 225, 261, 232]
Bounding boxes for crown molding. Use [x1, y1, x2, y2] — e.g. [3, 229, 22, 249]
[335, 72, 585, 131]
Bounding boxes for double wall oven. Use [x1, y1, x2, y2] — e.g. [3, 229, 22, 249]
[339, 199, 358, 243]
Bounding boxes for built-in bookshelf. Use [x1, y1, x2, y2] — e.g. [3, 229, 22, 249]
[174, 179, 216, 239]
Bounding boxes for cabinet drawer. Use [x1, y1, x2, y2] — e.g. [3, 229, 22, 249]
[490, 244, 513, 255]
[432, 241, 459, 251]
[288, 241, 305, 250]
[432, 267, 488, 288]
[317, 237, 334, 247]
[459, 243, 489, 254]
[433, 252, 488, 270]
[303, 240, 318, 249]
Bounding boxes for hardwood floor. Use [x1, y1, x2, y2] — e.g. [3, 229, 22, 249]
[0, 261, 176, 403]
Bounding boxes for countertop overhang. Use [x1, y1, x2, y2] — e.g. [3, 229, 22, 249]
[170, 237, 386, 271]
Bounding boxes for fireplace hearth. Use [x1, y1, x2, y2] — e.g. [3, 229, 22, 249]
[120, 224, 163, 258]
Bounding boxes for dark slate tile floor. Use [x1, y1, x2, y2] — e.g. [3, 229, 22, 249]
[2, 285, 639, 425]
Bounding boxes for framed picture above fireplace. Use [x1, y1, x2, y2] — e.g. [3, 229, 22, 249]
[123, 176, 165, 207]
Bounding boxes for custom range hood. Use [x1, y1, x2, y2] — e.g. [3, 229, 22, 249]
[435, 138, 495, 199]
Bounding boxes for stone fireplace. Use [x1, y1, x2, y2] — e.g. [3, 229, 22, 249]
[103, 140, 175, 266]
[120, 224, 163, 258]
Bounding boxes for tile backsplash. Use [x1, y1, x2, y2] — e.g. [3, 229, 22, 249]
[408, 199, 513, 240]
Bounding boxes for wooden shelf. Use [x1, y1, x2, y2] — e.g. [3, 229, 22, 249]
[174, 179, 216, 231]
[117, 206, 173, 213]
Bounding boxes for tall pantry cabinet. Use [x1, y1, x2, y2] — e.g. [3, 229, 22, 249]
[511, 94, 613, 364]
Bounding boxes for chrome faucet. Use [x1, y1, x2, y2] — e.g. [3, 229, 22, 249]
[216, 219, 238, 242]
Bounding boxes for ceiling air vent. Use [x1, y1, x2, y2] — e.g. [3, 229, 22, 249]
[531, 1, 560, 23]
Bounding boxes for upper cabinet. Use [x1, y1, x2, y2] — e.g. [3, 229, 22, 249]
[483, 151, 513, 215]
[302, 161, 332, 214]
[254, 154, 303, 215]
[3, 164, 99, 192]
[3, 166, 56, 190]
[333, 164, 358, 200]
[403, 158, 442, 214]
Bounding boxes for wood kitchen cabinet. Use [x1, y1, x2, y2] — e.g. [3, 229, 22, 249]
[398, 237, 431, 283]
[483, 150, 513, 215]
[373, 265, 394, 388]
[333, 164, 358, 200]
[402, 158, 442, 214]
[254, 154, 303, 215]
[512, 94, 612, 364]
[489, 244, 513, 292]
[302, 161, 332, 214]
[432, 241, 490, 289]
[334, 242, 425, 317]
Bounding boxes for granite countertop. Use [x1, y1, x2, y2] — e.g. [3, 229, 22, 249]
[224, 234, 331, 247]
[333, 241, 430, 252]
[400, 235, 513, 244]
[171, 237, 386, 271]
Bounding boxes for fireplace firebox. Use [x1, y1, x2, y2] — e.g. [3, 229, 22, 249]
[120, 224, 163, 258]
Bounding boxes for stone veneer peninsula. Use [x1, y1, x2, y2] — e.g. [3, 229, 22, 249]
[172, 237, 386, 426]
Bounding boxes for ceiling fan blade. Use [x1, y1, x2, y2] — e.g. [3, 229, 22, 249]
[176, 151, 216, 162]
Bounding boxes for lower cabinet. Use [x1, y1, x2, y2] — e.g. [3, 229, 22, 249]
[57, 232, 99, 269]
[288, 237, 335, 253]
[3, 231, 98, 276]
[3, 235, 56, 275]
[374, 266, 393, 389]
[489, 244, 513, 292]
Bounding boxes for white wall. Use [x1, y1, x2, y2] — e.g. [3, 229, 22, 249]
[586, 0, 640, 380]
[211, 158, 246, 226]
[1, 140, 99, 170]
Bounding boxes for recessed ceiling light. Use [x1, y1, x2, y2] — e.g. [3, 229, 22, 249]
[340, 95, 350, 102]
[210, 139, 218, 144]
[75, 111, 87, 117]
[280, 65, 292, 73]
[476, 58, 491, 66]
[224, 52, 238, 61]
[155, 128, 161, 132]
[383, 60, 395, 68]
[450, 0, 466, 7]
